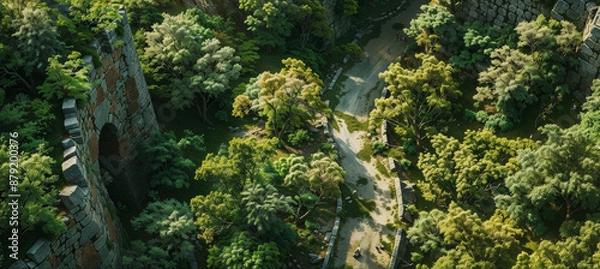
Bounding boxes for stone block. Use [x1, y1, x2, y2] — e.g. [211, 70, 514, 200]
[63, 146, 77, 161]
[508, 12, 517, 22]
[469, 10, 478, 19]
[94, 99, 110, 131]
[62, 98, 77, 114]
[508, 5, 517, 12]
[580, 59, 598, 75]
[80, 221, 100, 245]
[34, 262, 52, 269]
[59, 185, 85, 210]
[581, 44, 594, 57]
[64, 114, 79, 131]
[554, 0, 569, 14]
[591, 27, 600, 38]
[100, 250, 115, 268]
[74, 210, 86, 222]
[566, 9, 581, 20]
[26, 239, 52, 263]
[61, 138, 75, 149]
[94, 234, 107, 251]
[80, 214, 91, 226]
[67, 226, 78, 238]
[62, 156, 85, 182]
[516, 9, 523, 17]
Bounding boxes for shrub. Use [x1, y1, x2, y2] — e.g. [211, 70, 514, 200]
[402, 138, 417, 155]
[463, 108, 476, 122]
[287, 129, 311, 146]
[372, 142, 387, 155]
[305, 220, 320, 230]
[342, 43, 362, 58]
[475, 110, 489, 123]
[485, 113, 514, 131]
[400, 158, 412, 170]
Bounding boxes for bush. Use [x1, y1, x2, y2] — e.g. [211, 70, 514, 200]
[463, 109, 476, 122]
[342, 43, 362, 58]
[305, 220, 320, 230]
[475, 110, 489, 123]
[400, 158, 412, 170]
[214, 110, 229, 122]
[485, 114, 514, 131]
[288, 129, 312, 146]
[402, 138, 417, 155]
[372, 142, 387, 155]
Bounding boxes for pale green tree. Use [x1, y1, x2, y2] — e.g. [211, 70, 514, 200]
[417, 129, 535, 206]
[233, 58, 329, 139]
[12, 8, 64, 76]
[370, 53, 460, 148]
[144, 11, 241, 123]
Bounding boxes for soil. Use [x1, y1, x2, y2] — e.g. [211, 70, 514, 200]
[331, 0, 429, 268]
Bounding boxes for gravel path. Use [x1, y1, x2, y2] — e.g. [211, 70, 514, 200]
[331, 0, 428, 268]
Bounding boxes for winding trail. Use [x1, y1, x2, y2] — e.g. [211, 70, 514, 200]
[331, 0, 428, 268]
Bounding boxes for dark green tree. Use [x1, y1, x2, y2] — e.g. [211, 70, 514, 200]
[139, 131, 204, 189]
[37, 51, 92, 101]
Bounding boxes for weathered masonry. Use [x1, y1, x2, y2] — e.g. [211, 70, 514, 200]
[9, 8, 158, 269]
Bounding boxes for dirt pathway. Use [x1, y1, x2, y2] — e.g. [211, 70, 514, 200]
[331, 0, 428, 268]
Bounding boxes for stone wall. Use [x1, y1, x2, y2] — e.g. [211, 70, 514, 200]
[460, 0, 549, 29]
[8, 8, 158, 269]
[575, 6, 600, 88]
[322, 0, 353, 39]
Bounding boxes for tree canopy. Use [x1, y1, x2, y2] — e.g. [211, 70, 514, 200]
[233, 58, 329, 139]
[370, 53, 460, 148]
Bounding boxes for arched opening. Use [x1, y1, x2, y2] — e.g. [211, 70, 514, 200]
[98, 124, 138, 210]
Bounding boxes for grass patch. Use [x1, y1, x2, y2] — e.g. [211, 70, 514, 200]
[340, 184, 377, 220]
[382, 147, 405, 161]
[334, 111, 368, 133]
[357, 140, 373, 162]
[375, 159, 391, 177]
[330, 115, 340, 132]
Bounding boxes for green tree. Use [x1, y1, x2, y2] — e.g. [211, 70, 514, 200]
[233, 58, 329, 139]
[122, 240, 179, 269]
[144, 10, 241, 123]
[208, 231, 283, 269]
[404, 5, 460, 54]
[370, 53, 460, 148]
[139, 131, 203, 189]
[417, 129, 535, 206]
[434, 204, 522, 268]
[0, 143, 66, 238]
[12, 8, 64, 76]
[580, 79, 600, 138]
[196, 137, 277, 198]
[241, 182, 294, 234]
[512, 217, 600, 269]
[239, 0, 297, 49]
[37, 51, 91, 101]
[277, 152, 344, 224]
[337, 0, 358, 15]
[407, 209, 447, 263]
[127, 199, 195, 266]
[496, 125, 600, 235]
[295, 0, 333, 48]
[474, 16, 580, 130]
[190, 191, 238, 243]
